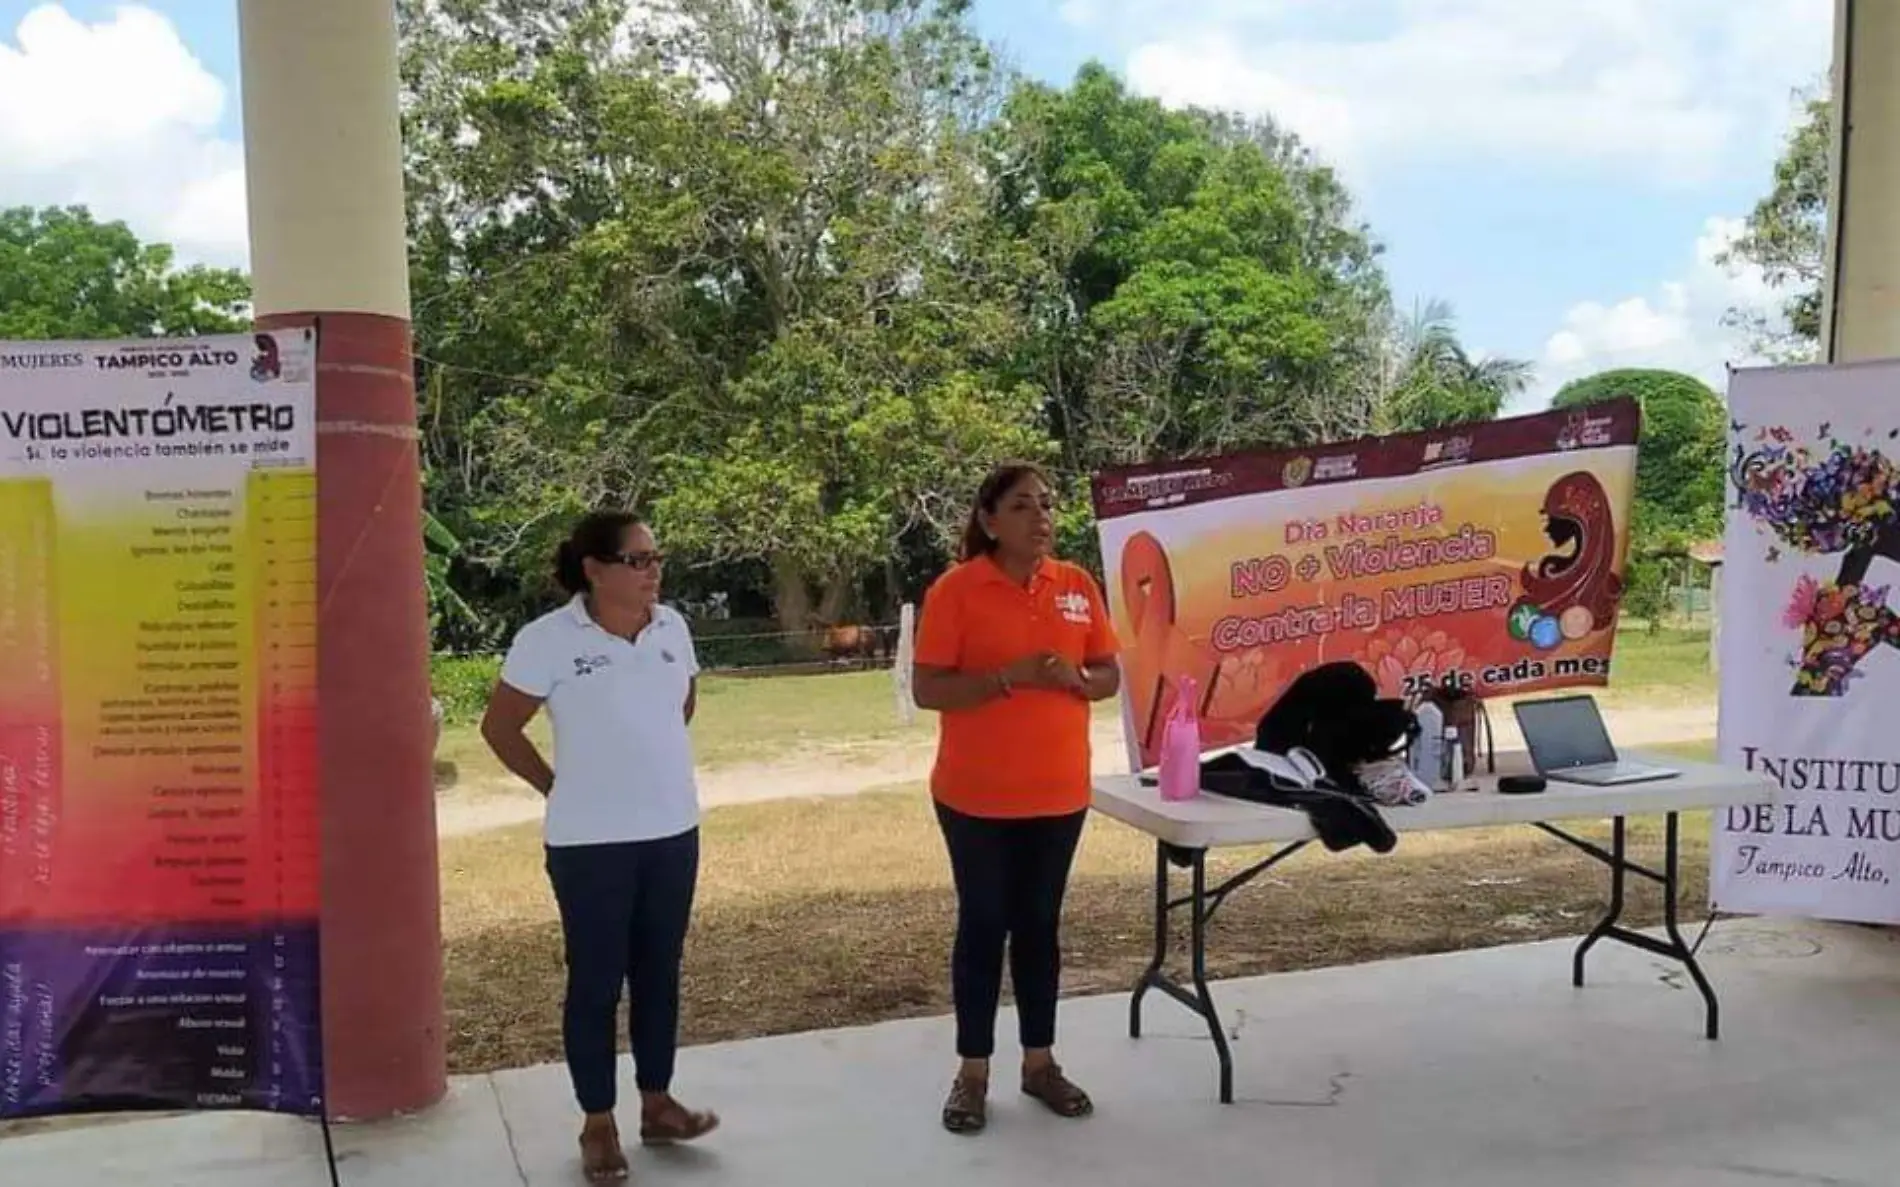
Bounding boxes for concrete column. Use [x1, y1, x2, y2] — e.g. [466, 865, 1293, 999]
[238, 0, 446, 1121]
[1823, 0, 1900, 361]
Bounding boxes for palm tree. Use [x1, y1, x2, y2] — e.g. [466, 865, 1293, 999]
[1378, 299, 1533, 432]
[423, 508, 477, 633]
[422, 508, 477, 752]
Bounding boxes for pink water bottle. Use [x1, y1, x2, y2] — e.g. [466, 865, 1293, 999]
[1157, 676, 1201, 802]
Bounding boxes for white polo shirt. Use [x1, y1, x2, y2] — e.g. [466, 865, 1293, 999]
[499, 597, 701, 847]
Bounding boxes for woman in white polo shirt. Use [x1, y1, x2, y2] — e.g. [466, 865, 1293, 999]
[482, 511, 718, 1182]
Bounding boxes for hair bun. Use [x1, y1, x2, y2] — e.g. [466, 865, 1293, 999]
[552, 509, 642, 597]
[553, 539, 586, 595]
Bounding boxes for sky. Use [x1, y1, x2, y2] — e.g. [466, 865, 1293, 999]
[0, 1, 1834, 408]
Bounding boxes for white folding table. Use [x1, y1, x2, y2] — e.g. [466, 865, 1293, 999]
[1091, 752, 1778, 1103]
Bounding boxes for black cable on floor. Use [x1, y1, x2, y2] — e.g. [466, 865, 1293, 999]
[1688, 912, 1723, 957]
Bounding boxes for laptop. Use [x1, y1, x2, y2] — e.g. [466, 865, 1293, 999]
[1512, 694, 1679, 786]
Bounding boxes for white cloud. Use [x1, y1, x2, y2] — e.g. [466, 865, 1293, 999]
[1075, 1, 1827, 412]
[0, 4, 247, 266]
[1057, 0, 1102, 28]
[1526, 216, 1785, 407]
[1096, 0, 1830, 186]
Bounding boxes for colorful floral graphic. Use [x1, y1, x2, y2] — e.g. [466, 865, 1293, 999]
[1360, 627, 1468, 700]
[1734, 431, 1900, 696]
[1736, 438, 1900, 556]
[1789, 582, 1900, 695]
[1202, 645, 1292, 725]
[1783, 574, 1821, 631]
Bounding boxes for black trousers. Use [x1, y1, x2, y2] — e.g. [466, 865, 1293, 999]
[935, 801, 1087, 1060]
[545, 828, 699, 1113]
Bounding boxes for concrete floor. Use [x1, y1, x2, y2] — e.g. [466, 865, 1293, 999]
[5, 918, 1899, 1186]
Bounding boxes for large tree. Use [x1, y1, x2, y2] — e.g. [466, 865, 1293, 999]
[397, 1, 1512, 638]
[639, 0, 1050, 627]
[0, 206, 249, 339]
[402, 0, 1048, 631]
[1720, 90, 1827, 361]
[1552, 368, 1726, 540]
[991, 64, 1395, 473]
[401, 0, 699, 629]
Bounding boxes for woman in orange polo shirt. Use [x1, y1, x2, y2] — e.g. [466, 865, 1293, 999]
[912, 462, 1122, 1135]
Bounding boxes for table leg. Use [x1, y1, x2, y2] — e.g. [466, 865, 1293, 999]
[1662, 811, 1720, 1040]
[1573, 816, 1627, 987]
[1130, 842, 1169, 1039]
[1188, 850, 1236, 1104]
[1125, 842, 1237, 1103]
[1536, 814, 1722, 1040]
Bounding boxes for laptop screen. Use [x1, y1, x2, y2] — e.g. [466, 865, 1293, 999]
[1516, 696, 1617, 771]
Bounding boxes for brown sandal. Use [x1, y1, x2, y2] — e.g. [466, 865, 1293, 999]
[1022, 1063, 1093, 1118]
[941, 1075, 988, 1134]
[579, 1120, 629, 1182]
[639, 1098, 720, 1146]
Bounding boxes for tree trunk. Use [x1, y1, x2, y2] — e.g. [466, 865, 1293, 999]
[815, 572, 854, 625]
[772, 554, 815, 657]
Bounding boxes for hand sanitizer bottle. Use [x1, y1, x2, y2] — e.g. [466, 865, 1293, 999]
[1157, 676, 1202, 802]
[1411, 699, 1444, 788]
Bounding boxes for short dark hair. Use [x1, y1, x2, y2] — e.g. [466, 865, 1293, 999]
[554, 510, 643, 595]
[959, 463, 1052, 561]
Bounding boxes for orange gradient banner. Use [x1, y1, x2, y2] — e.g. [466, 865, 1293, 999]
[1092, 401, 1641, 770]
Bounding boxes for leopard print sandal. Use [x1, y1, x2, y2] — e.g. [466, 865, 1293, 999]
[941, 1075, 988, 1134]
[1022, 1063, 1093, 1118]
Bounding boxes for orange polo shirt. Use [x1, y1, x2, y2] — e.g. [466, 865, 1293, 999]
[915, 555, 1122, 819]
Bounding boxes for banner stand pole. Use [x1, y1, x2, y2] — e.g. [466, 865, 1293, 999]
[320, 1111, 341, 1187]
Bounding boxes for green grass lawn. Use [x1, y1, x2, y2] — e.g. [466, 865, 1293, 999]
[1600, 626, 1716, 704]
[433, 625, 1716, 782]
[436, 666, 937, 779]
[688, 668, 929, 763]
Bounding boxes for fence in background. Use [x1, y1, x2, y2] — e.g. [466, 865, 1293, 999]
[688, 619, 903, 675]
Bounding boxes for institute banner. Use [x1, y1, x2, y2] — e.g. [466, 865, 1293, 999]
[0, 332, 323, 1119]
[1091, 401, 1640, 771]
[1714, 360, 1900, 924]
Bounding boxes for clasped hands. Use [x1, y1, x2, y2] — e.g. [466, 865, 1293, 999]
[999, 651, 1088, 696]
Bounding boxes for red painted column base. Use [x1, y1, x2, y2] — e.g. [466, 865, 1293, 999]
[259, 311, 447, 1120]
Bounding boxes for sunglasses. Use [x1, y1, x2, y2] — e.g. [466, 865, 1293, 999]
[600, 551, 665, 570]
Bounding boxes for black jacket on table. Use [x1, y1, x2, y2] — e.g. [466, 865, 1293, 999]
[1197, 662, 1418, 854]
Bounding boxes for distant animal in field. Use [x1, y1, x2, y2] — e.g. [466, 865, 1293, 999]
[816, 621, 895, 667]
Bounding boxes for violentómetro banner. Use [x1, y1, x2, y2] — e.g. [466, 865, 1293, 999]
[1714, 360, 1900, 924]
[1091, 401, 1640, 770]
[0, 332, 323, 1119]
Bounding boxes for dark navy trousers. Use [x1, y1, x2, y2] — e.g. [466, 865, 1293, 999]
[935, 802, 1086, 1060]
[545, 828, 699, 1112]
